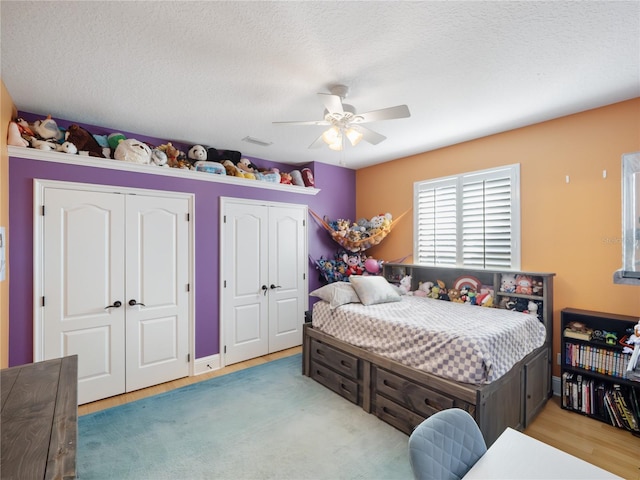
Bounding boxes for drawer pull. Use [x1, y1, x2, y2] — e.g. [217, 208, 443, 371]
[340, 360, 351, 368]
[382, 406, 397, 419]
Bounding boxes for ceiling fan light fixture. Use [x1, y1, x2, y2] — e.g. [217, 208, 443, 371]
[345, 127, 363, 146]
[321, 126, 340, 145]
[328, 133, 343, 151]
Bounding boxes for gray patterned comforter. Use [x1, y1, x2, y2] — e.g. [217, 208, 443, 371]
[312, 296, 546, 384]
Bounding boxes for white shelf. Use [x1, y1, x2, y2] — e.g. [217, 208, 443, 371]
[8, 146, 321, 196]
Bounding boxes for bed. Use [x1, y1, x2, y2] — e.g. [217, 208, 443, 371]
[302, 267, 555, 446]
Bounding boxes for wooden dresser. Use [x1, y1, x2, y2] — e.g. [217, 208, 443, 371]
[1, 355, 78, 479]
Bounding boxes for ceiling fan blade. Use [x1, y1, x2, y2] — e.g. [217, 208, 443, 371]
[353, 125, 386, 145]
[308, 134, 326, 149]
[356, 104, 410, 123]
[318, 93, 344, 115]
[273, 120, 331, 126]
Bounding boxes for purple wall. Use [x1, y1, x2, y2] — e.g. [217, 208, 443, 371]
[8, 116, 355, 366]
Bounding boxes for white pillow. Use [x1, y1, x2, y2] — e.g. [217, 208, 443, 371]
[309, 282, 361, 309]
[349, 275, 402, 306]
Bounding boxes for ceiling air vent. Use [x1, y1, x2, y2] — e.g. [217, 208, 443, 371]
[242, 136, 272, 147]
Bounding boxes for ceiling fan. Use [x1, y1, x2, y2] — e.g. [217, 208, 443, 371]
[273, 85, 410, 151]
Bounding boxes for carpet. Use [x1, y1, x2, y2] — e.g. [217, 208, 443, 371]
[77, 354, 412, 479]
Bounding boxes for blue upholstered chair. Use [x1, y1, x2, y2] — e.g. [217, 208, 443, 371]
[408, 408, 487, 480]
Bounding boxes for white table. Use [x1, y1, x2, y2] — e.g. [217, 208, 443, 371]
[462, 428, 621, 479]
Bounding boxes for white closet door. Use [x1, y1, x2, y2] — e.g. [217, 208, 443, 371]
[222, 199, 307, 366]
[124, 195, 190, 391]
[268, 205, 306, 352]
[222, 202, 270, 365]
[43, 188, 126, 404]
[41, 185, 191, 405]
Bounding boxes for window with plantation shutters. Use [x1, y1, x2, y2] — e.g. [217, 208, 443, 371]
[414, 164, 520, 270]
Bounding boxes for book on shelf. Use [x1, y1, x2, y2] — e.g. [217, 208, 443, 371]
[564, 320, 593, 340]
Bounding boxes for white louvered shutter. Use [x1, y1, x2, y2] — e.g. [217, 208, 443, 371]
[414, 165, 520, 270]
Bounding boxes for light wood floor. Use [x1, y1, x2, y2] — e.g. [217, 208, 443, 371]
[79, 347, 640, 479]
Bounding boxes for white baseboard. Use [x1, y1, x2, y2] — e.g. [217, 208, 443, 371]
[552, 375, 561, 396]
[193, 354, 221, 375]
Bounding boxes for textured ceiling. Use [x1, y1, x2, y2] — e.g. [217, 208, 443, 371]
[2, 1, 639, 170]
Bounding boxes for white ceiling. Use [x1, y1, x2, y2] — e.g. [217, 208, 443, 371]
[2, 1, 639, 170]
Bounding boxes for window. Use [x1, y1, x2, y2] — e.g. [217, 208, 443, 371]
[621, 151, 640, 281]
[414, 164, 520, 270]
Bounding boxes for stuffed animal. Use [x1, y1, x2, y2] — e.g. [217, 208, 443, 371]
[436, 280, 449, 301]
[448, 287, 462, 303]
[158, 142, 189, 169]
[188, 145, 208, 163]
[114, 139, 151, 164]
[397, 275, 412, 295]
[56, 141, 78, 154]
[500, 273, 517, 293]
[15, 118, 35, 142]
[342, 252, 364, 276]
[235, 158, 256, 179]
[65, 124, 108, 157]
[32, 115, 63, 141]
[150, 148, 168, 167]
[7, 121, 29, 147]
[531, 279, 544, 296]
[207, 148, 241, 164]
[222, 159, 243, 177]
[301, 167, 315, 187]
[279, 172, 292, 184]
[290, 170, 305, 186]
[107, 133, 126, 151]
[194, 161, 226, 175]
[29, 136, 57, 150]
[515, 275, 533, 295]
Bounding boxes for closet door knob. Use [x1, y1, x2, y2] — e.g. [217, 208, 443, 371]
[105, 301, 122, 309]
[262, 285, 268, 296]
[270, 284, 281, 289]
[128, 299, 146, 307]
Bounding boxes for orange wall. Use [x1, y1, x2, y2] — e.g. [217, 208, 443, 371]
[0, 79, 14, 368]
[357, 98, 640, 377]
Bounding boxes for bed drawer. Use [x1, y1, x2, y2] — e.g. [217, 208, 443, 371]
[310, 339, 360, 380]
[310, 361, 359, 405]
[375, 394, 425, 435]
[375, 367, 454, 418]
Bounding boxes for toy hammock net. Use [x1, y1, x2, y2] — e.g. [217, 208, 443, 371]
[309, 209, 409, 252]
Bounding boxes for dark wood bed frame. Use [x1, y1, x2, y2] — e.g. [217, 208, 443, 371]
[302, 265, 555, 446]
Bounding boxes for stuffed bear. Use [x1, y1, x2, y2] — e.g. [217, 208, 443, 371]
[158, 142, 190, 169]
[114, 139, 152, 164]
[65, 124, 108, 157]
[188, 145, 208, 164]
[500, 273, 517, 293]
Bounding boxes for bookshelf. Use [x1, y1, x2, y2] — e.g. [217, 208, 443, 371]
[560, 308, 640, 436]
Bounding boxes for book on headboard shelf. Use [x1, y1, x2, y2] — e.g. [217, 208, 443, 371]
[563, 320, 593, 341]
